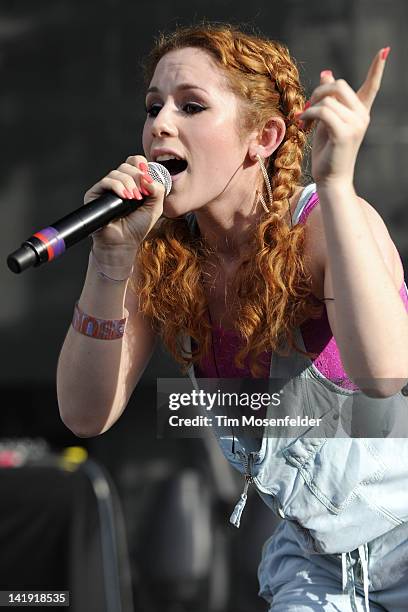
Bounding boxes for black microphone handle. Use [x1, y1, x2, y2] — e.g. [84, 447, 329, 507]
[7, 193, 140, 274]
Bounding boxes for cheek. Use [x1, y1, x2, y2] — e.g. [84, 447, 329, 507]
[210, 125, 240, 158]
[198, 130, 234, 164]
[142, 123, 150, 156]
[198, 130, 243, 176]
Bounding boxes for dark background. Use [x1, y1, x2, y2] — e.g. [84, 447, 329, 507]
[1, 1, 407, 610]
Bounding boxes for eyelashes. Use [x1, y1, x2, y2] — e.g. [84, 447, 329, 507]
[145, 103, 206, 117]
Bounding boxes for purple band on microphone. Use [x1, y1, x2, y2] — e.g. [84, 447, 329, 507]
[33, 226, 66, 261]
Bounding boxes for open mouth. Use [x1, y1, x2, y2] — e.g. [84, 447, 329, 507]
[157, 159, 188, 176]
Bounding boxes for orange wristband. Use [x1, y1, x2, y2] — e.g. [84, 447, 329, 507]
[72, 302, 127, 340]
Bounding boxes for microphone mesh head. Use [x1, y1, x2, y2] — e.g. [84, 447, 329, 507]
[147, 162, 172, 196]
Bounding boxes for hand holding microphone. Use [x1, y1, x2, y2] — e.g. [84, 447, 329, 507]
[7, 156, 171, 274]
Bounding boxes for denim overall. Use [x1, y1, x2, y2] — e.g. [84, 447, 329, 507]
[182, 186, 408, 610]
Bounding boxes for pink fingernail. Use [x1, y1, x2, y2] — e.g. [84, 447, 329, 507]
[139, 162, 149, 172]
[320, 70, 333, 79]
[124, 189, 133, 199]
[140, 185, 150, 196]
[133, 188, 143, 200]
[381, 46, 391, 60]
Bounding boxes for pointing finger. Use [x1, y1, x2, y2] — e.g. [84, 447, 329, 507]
[357, 47, 390, 111]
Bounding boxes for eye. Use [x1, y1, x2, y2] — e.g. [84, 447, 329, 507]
[145, 104, 161, 117]
[145, 102, 206, 117]
[183, 103, 205, 115]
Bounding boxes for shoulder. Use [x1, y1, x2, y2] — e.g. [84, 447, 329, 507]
[303, 191, 404, 289]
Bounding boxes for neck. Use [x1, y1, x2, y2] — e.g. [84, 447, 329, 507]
[194, 194, 262, 261]
[192, 184, 304, 262]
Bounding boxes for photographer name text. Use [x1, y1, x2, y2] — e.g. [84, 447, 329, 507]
[167, 415, 322, 428]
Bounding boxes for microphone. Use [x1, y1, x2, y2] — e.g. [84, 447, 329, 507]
[7, 162, 172, 274]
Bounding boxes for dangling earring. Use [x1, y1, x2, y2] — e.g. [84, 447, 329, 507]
[256, 154, 273, 213]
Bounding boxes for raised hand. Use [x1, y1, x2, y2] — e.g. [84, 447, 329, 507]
[297, 47, 390, 187]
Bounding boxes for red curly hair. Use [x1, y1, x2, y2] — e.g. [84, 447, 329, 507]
[131, 21, 323, 377]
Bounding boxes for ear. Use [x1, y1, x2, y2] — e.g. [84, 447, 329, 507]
[248, 117, 286, 160]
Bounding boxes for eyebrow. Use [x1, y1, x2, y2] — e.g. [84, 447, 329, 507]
[146, 83, 209, 95]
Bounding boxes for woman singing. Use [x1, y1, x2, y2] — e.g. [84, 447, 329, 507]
[57, 23, 408, 610]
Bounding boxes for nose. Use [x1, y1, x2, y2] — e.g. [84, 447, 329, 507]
[150, 102, 178, 138]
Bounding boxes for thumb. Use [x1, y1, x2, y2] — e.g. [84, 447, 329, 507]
[140, 174, 166, 205]
[320, 69, 335, 85]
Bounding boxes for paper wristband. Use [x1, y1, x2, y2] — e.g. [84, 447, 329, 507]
[72, 302, 127, 340]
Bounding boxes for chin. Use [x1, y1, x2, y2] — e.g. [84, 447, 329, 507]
[162, 211, 183, 219]
[162, 199, 190, 219]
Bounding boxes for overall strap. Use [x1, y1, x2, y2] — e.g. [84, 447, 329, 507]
[269, 183, 320, 378]
[292, 182, 318, 225]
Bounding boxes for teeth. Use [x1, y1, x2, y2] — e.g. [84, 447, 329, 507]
[155, 154, 182, 162]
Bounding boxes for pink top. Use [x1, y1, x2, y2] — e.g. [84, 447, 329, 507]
[194, 189, 408, 388]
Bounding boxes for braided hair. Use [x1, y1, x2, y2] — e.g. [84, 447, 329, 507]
[133, 22, 322, 377]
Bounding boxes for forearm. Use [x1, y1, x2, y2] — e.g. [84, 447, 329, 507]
[318, 182, 408, 388]
[57, 250, 134, 436]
